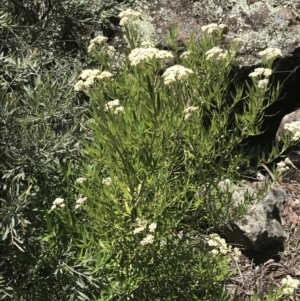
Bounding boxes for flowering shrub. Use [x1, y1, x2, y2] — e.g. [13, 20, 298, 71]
[57, 13, 291, 300]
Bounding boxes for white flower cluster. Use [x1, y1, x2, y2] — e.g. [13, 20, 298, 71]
[257, 79, 269, 89]
[205, 46, 228, 60]
[75, 196, 87, 210]
[133, 218, 147, 234]
[283, 121, 300, 141]
[281, 275, 299, 295]
[118, 8, 141, 27]
[74, 69, 113, 92]
[180, 51, 191, 60]
[162, 65, 194, 85]
[276, 161, 289, 174]
[184, 106, 199, 120]
[102, 177, 112, 186]
[249, 68, 272, 78]
[230, 246, 242, 261]
[128, 47, 173, 66]
[98, 71, 114, 80]
[133, 218, 157, 246]
[148, 222, 157, 233]
[258, 47, 282, 61]
[88, 35, 108, 53]
[140, 234, 155, 246]
[207, 233, 228, 255]
[249, 68, 272, 90]
[51, 198, 65, 211]
[201, 23, 228, 34]
[104, 99, 124, 114]
[207, 233, 242, 261]
[75, 177, 87, 185]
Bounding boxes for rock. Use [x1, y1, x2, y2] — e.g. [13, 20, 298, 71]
[223, 184, 288, 251]
[131, 0, 300, 66]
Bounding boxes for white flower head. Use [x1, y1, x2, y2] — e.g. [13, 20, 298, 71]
[51, 198, 65, 210]
[128, 48, 173, 67]
[258, 47, 282, 61]
[102, 177, 112, 186]
[249, 68, 272, 79]
[156, 50, 174, 61]
[90, 36, 108, 46]
[106, 45, 116, 58]
[148, 222, 157, 233]
[105, 99, 120, 112]
[201, 23, 228, 34]
[201, 23, 219, 34]
[162, 65, 194, 85]
[128, 47, 159, 66]
[184, 106, 199, 120]
[80, 69, 101, 80]
[53, 198, 65, 205]
[257, 79, 269, 89]
[75, 196, 87, 210]
[218, 24, 228, 33]
[133, 226, 145, 234]
[135, 218, 148, 227]
[207, 233, 228, 255]
[277, 161, 289, 174]
[98, 71, 113, 80]
[206, 47, 228, 60]
[76, 197, 87, 204]
[87, 43, 96, 53]
[180, 51, 191, 60]
[283, 121, 300, 141]
[140, 234, 154, 246]
[74, 80, 85, 92]
[281, 275, 299, 295]
[231, 247, 242, 261]
[75, 69, 111, 92]
[210, 248, 219, 257]
[84, 76, 96, 88]
[75, 177, 87, 185]
[118, 9, 141, 27]
[114, 106, 124, 114]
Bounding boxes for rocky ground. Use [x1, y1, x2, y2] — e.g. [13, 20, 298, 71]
[224, 164, 300, 300]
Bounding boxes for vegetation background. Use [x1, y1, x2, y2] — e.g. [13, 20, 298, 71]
[0, 1, 294, 300]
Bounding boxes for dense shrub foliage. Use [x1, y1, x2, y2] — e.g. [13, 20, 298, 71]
[0, 1, 119, 299]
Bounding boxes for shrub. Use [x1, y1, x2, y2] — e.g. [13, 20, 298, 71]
[55, 12, 290, 300]
[0, 43, 95, 299]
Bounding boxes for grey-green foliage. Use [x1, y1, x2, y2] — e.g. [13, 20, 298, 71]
[0, 0, 130, 55]
[0, 1, 141, 298]
[0, 46, 96, 299]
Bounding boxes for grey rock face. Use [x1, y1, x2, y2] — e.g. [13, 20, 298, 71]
[223, 184, 288, 251]
[132, 0, 300, 66]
